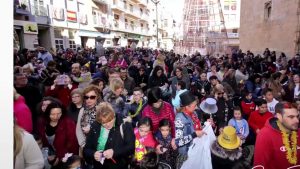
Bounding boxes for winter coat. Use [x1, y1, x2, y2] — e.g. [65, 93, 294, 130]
[14, 96, 32, 133]
[103, 91, 128, 116]
[83, 113, 135, 169]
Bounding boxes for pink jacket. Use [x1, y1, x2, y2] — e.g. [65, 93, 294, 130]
[14, 96, 33, 133]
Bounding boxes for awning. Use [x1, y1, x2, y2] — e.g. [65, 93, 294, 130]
[78, 30, 113, 38]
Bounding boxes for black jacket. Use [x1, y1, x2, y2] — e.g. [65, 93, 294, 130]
[83, 113, 135, 169]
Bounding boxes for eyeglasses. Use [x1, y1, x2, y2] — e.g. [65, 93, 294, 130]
[84, 95, 97, 100]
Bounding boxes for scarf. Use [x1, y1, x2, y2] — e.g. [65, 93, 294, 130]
[184, 111, 202, 130]
[80, 106, 97, 133]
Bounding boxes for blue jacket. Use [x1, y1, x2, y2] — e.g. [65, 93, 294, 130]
[175, 112, 196, 155]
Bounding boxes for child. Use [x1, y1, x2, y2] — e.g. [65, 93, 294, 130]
[240, 90, 256, 120]
[228, 106, 249, 144]
[134, 117, 157, 165]
[128, 87, 147, 127]
[62, 153, 81, 169]
[262, 88, 279, 115]
[72, 65, 92, 89]
[155, 119, 178, 169]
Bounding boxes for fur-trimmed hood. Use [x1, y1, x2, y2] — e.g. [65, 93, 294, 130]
[210, 141, 242, 161]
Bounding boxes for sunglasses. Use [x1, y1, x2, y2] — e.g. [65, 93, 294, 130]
[84, 95, 97, 100]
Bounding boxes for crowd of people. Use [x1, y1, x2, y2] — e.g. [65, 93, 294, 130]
[13, 46, 300, 169]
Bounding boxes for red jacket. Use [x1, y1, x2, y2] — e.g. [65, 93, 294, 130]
[37, 116, 79, 159]
[45, 85, 77, 108]
[142, 102, 175, 137]
[241, 99, 255, 115]
[254, 117, 300, 169]
[14, 96, 32, 133]
[248, 110, 273, 132]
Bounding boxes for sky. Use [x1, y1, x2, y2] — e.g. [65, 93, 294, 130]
[160, 0, 185, 23]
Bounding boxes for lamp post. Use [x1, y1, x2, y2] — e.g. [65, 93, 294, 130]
[151, 0, 160, 49]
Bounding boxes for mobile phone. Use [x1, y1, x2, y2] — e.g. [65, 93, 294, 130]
[56, 74, 68, 85]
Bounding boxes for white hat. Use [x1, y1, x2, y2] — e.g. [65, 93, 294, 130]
[200, 98, 218, 114]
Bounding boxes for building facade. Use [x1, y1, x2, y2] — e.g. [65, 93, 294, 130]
[14, 0, 175, 51]
[221, 0, 240, 52]
[240, 0, 299, 57]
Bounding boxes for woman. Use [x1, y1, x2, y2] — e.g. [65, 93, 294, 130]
[67, 88, 84, 124]
[170, 67, 190, 98]
[283, 74, 300, 103]
[142, 87, 175, 137]
[193, 72, 211, 100]
[148, 66, 169, 89]
[83, 102, 135, 169]
[90, 78, 106, 97]
[14, 123, 44, 169]
[135, 66, 149, 92]
[268, 72, 285, 101]
[37, 101, 79, 168]
[103, 78, 128, 116]
[175, 90, 206, 169]
[152, 54, 167, 75]
[45, 75, 77, 108]
[14, 87, 32, 133]
[76, 85, 102, 149]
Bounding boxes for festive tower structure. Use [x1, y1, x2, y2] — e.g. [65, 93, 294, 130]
[180, 0, 228, 56]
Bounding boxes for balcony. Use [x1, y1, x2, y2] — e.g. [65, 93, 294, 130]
[93, 15, 108, 28]
[124, 7, 140, 19]
[33, 5, 48, 16]
[138, 0, 148, 7]
[139, 13, 149, 22]
[111, 1, 126, 13]
[14, 0, 31, 15]
[93, 0, 107, 5]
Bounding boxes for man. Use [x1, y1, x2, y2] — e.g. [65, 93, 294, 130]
[254, 102, 300, 169]
[102, 68, 121, 97]
[248, 99, 273, 135]
[37, 46, 53, 66]
[235, 64, 249, 84]
[70, 63, 81, 87]
[120, 67, 136, 96]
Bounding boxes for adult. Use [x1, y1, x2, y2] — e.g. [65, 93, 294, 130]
[170, 67, 190, 98]
[37, 46, 53, 67]
[76, 85, 101, 149]
[142, 87, 175, 136]
[175, 90, 206, 169]
[193, 72, 211, 100]
[70, 63, 81, 87]
[45, 75, 77, 108]
[248, 99, 273, 135]
[14, 88, 32, 133]
[37, 101, 78, 168]
[83, 102, 135, 169]
[211, 126, 243, 169]
[14, 123, 44, 169]
[235, 64, 249, 84]
[39, 60, 60, 91]
[120, 67, 136, 96]
[67, 88, 84, 124]
[135, 66, 149, 92]
[103, 78, 128, 116]
[254, 102, 300, 169]
[148, 65, 169, 89]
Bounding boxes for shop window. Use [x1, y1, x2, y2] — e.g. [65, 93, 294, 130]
[55, 39, 64, 50]
[69, 40, 76, 50]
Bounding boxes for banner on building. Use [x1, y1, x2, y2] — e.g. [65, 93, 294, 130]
[79, 13, 88, 24]
[67, 10, 77, 22]
[53, 8, 65, 20]
[23, 22, 38, 34]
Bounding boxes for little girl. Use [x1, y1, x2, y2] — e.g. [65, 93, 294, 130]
[228, 106, 249, 143]
[72, 65, 92, 89]
[62, 153, 81, 169]
[155, 119, 178, 169]
[134, 117, 157, 165]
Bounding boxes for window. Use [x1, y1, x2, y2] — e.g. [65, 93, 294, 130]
[106, 41, 111, 44]
[69, 40, 76, 50]
[54, 29, 63, 38]
[68, 30, 75, 39]
[264, 1, 272, 20]
[55, 39, 64, 50]
[164, 19, 168, 27]
[129, 4, 133, 12]
[232, 29, 238, 33]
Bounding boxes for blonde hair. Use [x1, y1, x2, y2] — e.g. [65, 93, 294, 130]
[109, 78, 124, 92]
[14, 124, 24, 164]
[71, 88, 83, 97]
[96, 102, 115, 124]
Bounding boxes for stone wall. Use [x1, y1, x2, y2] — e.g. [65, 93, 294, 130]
[240, 0, 298, 57]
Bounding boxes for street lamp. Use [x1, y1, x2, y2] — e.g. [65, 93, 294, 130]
[151, 0, 160, 49]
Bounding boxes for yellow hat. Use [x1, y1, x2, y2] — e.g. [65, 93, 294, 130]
[217, 126, 241, 150]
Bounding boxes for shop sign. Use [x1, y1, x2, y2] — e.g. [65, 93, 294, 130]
[23, 22, 38, 34]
